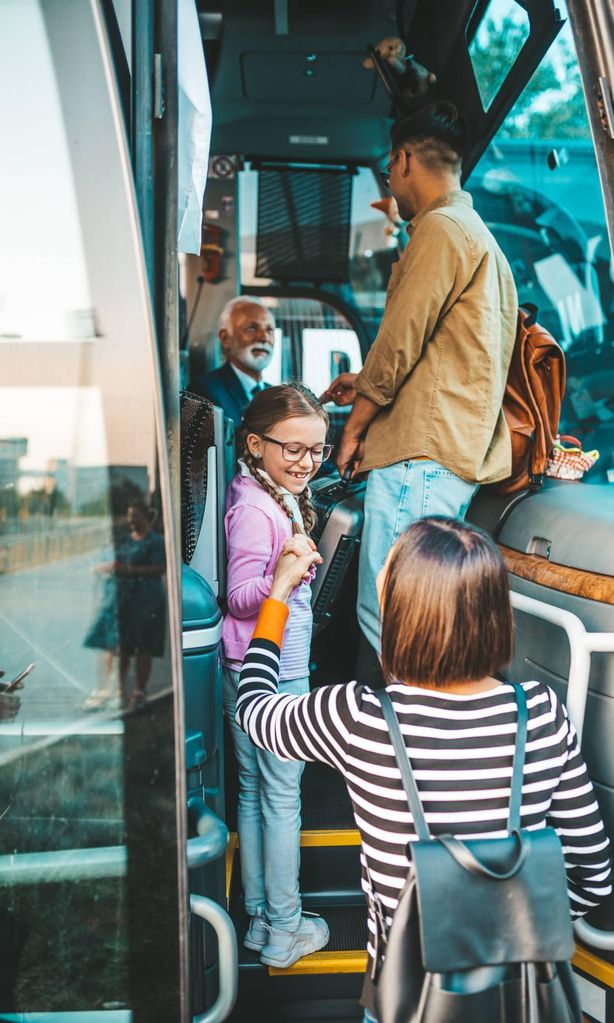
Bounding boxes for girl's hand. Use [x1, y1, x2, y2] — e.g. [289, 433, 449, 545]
[282, 535, 318, 558]
[270, 549, 322, 604]
[281, 535, 323, 582]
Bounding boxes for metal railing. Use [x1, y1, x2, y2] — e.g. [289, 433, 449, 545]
[510, 589, 614, 951]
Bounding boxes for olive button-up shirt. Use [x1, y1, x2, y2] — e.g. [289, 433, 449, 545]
[355, 190, 518, 484]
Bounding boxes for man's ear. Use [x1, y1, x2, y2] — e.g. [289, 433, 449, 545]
[219, 328, 231, 353]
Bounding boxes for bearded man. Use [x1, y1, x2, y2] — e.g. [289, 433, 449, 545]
[191, 297, 275, 426]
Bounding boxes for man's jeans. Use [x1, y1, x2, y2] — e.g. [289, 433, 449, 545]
[357, 459, 478, 652]
[223, 666, 308, 931]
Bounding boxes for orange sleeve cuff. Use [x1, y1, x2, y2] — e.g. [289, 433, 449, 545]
[252, 598, 289, 647]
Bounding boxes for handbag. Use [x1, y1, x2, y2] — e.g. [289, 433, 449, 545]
[369, 685, 582, 1023]
[545, 434, 599, 481]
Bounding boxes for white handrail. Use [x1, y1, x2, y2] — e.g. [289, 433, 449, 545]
[191, 894, 238, 1023]
[510, 590, 614, 951]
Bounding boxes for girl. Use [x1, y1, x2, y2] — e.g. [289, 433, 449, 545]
[222, 382, 332, 969]
[235, 517, 612, 1020]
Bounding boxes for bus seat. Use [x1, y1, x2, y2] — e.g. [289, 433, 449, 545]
[180, 391, 234, 598]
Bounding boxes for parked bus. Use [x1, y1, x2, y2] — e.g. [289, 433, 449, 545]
[1, 1, 613, 1021]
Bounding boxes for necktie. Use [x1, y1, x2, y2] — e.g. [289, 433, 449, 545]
[251, 382, 264, 398]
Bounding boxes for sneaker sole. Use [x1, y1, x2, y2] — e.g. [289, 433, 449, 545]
[259, 927, 330, 969]
[244, 936, 267, 952]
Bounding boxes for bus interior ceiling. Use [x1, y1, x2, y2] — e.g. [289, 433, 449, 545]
[200, 0, 562, 168]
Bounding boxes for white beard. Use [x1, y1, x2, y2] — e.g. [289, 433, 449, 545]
[237, 346, 273, 373]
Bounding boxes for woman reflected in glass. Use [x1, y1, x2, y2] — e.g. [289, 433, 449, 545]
[84, 499, 166, 711]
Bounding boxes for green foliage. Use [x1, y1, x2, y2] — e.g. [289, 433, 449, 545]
[469, 15, 590, 139]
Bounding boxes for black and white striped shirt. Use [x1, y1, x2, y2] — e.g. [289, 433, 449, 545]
[237, 632, 613, 967]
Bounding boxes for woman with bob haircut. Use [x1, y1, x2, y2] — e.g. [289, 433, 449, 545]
[234, 516, 612, 1019]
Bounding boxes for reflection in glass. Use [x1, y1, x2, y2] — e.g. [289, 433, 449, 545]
[467, 3, 614, 481]
[0, 0, 182, 1016]
[84, 500, 166, 712]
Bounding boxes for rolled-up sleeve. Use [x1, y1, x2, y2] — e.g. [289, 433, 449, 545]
[355, 214, 473, 407]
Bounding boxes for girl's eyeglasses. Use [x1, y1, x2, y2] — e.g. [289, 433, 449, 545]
[261, 435, 333, 463]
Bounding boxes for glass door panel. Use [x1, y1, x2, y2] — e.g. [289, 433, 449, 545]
[0, 1, 187, 1018]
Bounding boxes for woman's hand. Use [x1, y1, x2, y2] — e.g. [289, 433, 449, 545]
[270, 548, 322, 604]
[281, 535, 322, 581]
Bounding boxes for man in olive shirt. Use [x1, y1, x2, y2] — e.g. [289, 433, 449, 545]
[323, 102, 518, 654]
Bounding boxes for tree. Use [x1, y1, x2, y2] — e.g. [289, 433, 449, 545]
[469, 15, 590, 140]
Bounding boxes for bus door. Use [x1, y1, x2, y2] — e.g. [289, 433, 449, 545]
[0, 2, 192, 1019]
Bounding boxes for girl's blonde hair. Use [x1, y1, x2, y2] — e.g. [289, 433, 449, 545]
[238, 383, 329, 535]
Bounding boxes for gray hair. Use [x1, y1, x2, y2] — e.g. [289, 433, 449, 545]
[217, 296, 274, 335]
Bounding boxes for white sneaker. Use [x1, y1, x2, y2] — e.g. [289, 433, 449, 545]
[243, 907, 269, 952]
[260, 912, 330, 968]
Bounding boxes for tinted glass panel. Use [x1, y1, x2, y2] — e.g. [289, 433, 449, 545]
[467, 1, 614, 482]
[0, 1, 185, 1018]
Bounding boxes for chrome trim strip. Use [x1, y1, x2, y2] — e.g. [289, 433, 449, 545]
[182, 620, 223, 650]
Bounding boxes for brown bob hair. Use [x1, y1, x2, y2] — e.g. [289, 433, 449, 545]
[380, 517, 513, 687]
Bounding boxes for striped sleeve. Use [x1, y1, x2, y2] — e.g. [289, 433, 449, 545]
[545, 690, 613, 917]
[236, 600, 359, 772]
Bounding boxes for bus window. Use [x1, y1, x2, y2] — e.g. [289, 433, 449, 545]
[466, 0, 614, 482]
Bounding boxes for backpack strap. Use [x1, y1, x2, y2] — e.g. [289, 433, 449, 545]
[508, 683, 528, 832]
[376, 689, 431, 841]
[376, 683, 529, 839]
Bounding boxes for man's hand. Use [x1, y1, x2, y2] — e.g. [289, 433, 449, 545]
[336, 432, 364, 479]
[319, 372, 358, 407]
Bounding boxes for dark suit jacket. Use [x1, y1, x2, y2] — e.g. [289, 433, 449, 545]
[189, 362, 252, 428]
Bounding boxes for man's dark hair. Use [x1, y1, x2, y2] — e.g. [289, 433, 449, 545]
[390, 101, 465, 173]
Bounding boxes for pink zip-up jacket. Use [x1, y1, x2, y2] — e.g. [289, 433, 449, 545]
[223, 473, 314, 678]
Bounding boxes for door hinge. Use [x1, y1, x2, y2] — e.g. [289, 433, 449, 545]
[596, 76, 614, 139]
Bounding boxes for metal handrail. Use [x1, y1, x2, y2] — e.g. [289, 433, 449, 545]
[510, 589, 614, 951]
[191, 894, 238, 1023]
[0, 845, 126, 884]
[187, 796, 229, 869]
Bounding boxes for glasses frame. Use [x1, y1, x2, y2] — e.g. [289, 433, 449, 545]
[379, 148, 410, 189]
[260, 435, 333, 464]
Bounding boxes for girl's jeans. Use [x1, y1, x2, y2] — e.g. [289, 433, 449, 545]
[223, 666, 308, 931]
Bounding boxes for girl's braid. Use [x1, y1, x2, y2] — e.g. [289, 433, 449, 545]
[297, 486, 317, 535]
[244, 450, 302, 534]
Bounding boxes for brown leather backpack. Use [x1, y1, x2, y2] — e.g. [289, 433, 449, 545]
[496, 304, 566, 495]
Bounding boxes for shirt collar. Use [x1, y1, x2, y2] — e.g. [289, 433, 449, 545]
[406, 189, 473, 236]
[229, 362, 263, 398]
[237, 459, 305, 528]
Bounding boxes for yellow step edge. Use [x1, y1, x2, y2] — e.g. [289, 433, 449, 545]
[300, 829, 361, 847]
[225, 833, 238, 906]
[269, 945, 614, 982]
[573, 944, 614, 987]
[268, 950, 368, 976]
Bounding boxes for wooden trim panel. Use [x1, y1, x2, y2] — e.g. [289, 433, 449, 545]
[499, 545, 614, 606]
